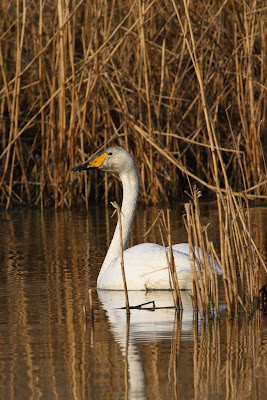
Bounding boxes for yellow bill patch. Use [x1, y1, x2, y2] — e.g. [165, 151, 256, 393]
[87, 152, 107, 168]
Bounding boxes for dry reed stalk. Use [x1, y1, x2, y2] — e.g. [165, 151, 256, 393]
[184, 187, 220, 318]
[38, 0, 45, 209]
[166, 209, 183, 310]
[111, 201, 130, 315]
[189, 201, 210, 315]
[156, 210, 183, 310]
[184, 203, 199, 313]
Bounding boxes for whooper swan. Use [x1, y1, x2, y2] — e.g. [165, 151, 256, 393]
[72, 147, 220, 290]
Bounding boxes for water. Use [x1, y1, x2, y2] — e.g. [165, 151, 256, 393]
[0, 205, 267, 399]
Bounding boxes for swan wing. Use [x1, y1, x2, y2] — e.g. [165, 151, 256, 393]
[171, 243, 190, 253]
[171, 243, 222, 274]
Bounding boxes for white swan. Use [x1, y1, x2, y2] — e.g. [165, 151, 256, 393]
[72, 147, 219, 290]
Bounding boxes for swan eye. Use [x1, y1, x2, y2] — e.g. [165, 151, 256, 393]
[108, 152, 113, 156]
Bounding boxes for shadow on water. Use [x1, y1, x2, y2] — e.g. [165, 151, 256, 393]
[0, 206, 267, 399]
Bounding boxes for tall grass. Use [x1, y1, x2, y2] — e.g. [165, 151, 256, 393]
[0, 0, 266, 207]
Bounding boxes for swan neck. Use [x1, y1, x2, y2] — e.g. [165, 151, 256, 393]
[98, 166, 139, 280]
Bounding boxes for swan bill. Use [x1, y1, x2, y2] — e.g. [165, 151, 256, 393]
[71, 152, 107, 171]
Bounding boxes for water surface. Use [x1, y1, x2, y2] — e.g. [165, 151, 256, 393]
[0, 205, 267, 399]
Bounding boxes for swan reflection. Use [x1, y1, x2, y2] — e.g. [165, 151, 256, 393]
[98, 290, 195, 399]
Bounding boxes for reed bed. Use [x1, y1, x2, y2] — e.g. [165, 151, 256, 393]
[184, 184, 266, 317]
[0, 0, 266, 207]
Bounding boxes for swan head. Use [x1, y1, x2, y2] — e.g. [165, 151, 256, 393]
[71, 147, 136, 176]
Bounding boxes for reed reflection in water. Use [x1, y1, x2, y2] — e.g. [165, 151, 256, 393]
[0, 207, 266, 399]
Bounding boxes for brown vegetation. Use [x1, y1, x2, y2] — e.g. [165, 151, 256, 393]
[0, 0, 266, 208]
[184, 185, 267, 317]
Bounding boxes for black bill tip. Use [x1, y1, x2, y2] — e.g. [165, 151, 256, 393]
[71, 163, 88, 171]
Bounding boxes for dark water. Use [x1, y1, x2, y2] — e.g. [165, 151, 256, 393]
[0, 205, 267, 399]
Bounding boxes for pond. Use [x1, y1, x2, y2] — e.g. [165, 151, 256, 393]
[0, 205, 267, 399]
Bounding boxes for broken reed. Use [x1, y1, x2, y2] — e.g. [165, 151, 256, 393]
[184, 186, 266, 318]
[0, 0, 266, 208]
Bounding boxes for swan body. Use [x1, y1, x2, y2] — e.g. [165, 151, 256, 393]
[72, 147, 221, 290]
[97, 243, 192, 290]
